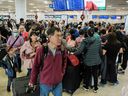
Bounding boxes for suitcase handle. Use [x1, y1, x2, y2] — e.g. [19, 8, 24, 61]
[25, 85, 37, 93]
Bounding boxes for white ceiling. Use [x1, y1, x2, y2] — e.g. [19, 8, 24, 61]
[0, 0, 128, 13]
[0, 0, 53, 13]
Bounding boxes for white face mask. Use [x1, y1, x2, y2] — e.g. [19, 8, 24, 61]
[12, 32, 18, 37]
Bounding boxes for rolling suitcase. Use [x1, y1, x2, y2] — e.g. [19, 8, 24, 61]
[12, 76, 40, 96]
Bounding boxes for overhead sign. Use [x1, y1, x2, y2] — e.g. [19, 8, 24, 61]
[84, 0, 106, 10]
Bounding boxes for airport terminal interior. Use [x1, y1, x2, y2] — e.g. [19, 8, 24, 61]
[0, 0, 128, 96]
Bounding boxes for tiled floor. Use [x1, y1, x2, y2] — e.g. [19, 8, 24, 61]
[0, 67, 128, 96]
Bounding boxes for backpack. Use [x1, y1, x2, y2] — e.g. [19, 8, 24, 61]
[40, 45, 48, 71]
[40, 45, 67, 71]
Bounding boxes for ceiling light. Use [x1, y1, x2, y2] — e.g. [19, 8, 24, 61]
[44, 10, 48, 12]
[126, 1, 128, 3]
[107, 5, 112, 8]
[29, 3, 34, 6]
[8, 6, 12, 8]
[36, 9, 40, 11]
[116, 9, 121, 11]
[2, 9, 5, 11]
[43, 1, 49, 4]
[33, 6, 37, 8]
[30, 10, 34, 12]
[8, 0, 14, 3]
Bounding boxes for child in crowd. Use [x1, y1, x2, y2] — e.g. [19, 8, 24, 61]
[0, 47, 17, 92]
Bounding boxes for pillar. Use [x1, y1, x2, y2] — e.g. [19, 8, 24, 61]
[15, 0, 26, 24]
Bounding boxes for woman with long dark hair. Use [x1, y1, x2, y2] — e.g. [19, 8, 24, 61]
[103, 32, 122, 85]
[20, 31, 41, 76]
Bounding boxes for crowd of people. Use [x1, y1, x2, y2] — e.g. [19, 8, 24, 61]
[0, 18, 128, 96]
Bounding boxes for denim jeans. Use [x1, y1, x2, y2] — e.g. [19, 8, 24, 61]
[40, 82, 62, 96]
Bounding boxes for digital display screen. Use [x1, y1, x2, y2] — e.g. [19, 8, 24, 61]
[67, 0, 84, 10]
[53, 0, 84, 11]
[53, 0, 67, 11]
[84, 0, 106, 10]
[117, 16, 122, 20]
[92, 15, 97, 19]
[111, 16, 117, 19]
[99, 15, 109, 19]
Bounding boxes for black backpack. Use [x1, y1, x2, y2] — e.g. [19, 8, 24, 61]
[40, 45, 66, 71]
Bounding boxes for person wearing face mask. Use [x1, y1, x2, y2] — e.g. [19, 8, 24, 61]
[7, 25, 24, 72]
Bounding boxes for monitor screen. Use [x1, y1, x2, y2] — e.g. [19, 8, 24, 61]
[92, 15, 97, 19]
[117, 16, 122, 20]
[104, 15, 109, 19]
[111, 16, 117, 19]
[53, 0, 67, 11]
[84, 0, 106, 10]
[99, 15, 109, 19]
[67, 0, 84, 10]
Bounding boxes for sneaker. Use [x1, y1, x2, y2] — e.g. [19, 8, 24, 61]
[116, 80, 119, 84]
[118, 70, 125, 74]
[93, 90, 97, 93]
[7, 86, 10, 92]
[109, 80, 119, 86]
[93, 87, 98, 93]
[118, 68, 123, 71]
[83, 86, 89, 91]
[68, 90, 73, 94]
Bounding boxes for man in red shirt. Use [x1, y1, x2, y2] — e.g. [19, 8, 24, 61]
[29, 27, 67, 96]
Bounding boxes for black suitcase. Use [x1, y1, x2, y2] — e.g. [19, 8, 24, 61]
[12, 76, 40, 96]
[62, 63, 82, 94]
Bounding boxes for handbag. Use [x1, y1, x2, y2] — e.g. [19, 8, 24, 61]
[68, 54, 79, 66]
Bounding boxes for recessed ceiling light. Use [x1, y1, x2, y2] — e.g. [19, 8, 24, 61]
[33, 6, 37, 8]
[8, 6, 12, 8]
[116, 9, 121, 11]
[8, 0, 14, 3]
[107, 5, 112, 8]
[30, 10, 34, 12]
[43, 1, 49, 4]
[29, 3, 34, 6]
[36, 9, 40, 11]
[2, 9, 5, 10]
[44, 10, 48, 12]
